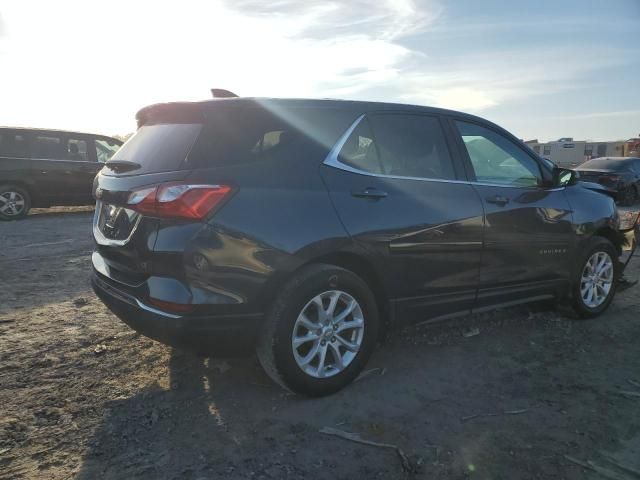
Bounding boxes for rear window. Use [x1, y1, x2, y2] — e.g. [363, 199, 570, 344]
[106, 124, 202, 175]
[105, 105, 355, 175]
[187, 106, 356, 168]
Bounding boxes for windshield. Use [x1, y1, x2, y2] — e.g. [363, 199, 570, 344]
[95, 138, 122, 163]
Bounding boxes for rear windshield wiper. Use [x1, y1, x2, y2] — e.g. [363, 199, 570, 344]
[104, 160, 142, 173]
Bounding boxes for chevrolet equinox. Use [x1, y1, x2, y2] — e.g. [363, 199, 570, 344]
[92, 97, 627, 396]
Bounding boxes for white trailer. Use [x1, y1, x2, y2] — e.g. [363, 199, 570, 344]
[526, 138, 625, 168]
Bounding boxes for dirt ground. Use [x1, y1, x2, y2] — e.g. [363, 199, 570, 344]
[1, 206, 640, 480]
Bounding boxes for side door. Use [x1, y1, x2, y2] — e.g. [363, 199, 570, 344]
[320, 112, 485, 324]
[449, 118, 574, 308]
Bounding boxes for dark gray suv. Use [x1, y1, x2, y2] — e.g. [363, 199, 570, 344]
[91, 97, 634, 396]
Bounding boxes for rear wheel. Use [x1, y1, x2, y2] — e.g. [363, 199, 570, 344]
[0, 184, 31, 220]
[257, 264, 379, 396]
[571, 237, 619, 318]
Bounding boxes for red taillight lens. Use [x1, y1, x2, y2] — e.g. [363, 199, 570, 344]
[147, 297, 194, 313]
[127, 184, 232, 219]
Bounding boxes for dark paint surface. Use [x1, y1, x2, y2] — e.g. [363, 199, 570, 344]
[90, 98, 623, 351]
[471, 184, 574, 306]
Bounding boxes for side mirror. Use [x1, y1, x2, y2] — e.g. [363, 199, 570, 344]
[554, 167, 579, 187]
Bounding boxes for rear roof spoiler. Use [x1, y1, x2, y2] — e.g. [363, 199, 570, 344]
[211, 89, 238, 98]
[135, 102, 205, 127]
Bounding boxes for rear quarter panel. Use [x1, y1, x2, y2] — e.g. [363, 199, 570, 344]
[153, 150, 355, 313]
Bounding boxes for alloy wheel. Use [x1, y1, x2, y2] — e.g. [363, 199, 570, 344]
[0, 191, 26, 217]
[580, 251, 614, 308]
[291, 290, 365, 378]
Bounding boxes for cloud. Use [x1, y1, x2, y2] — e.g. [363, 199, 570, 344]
[0, 0, 634, 135]
[217, 0, 630, 114]
[550, 110, 640, 120]
[225, 0, 440, 40]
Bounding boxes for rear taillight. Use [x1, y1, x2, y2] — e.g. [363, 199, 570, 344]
[127, 183, 232, 220]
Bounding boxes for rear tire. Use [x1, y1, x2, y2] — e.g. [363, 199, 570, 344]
[0, 184, 31, 220]
[571, 237, 619, 318]
[257, 264, 379, 396]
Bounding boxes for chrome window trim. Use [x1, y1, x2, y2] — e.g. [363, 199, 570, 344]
[322, 114, 565, 191]
[93, 201, 143, 247]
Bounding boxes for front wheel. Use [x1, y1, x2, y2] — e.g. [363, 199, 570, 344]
[571, 237, 620, 318]
[257, 264, 379, 396]
[0, 184, 31, 220]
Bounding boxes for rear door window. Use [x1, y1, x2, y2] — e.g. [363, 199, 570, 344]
[0, 131, 29, 158]
[337, 114, 456, 180]
[337, 118, 382, 174]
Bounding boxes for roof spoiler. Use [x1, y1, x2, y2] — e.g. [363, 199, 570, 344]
[211, 89, 238, 98]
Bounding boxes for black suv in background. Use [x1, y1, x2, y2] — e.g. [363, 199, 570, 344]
[575, 157, 640, 205]
[0, 127, 122, 219]
[91, 97, 631, 396]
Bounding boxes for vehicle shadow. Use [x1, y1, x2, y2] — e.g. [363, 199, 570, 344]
[71, 303, 631, 480]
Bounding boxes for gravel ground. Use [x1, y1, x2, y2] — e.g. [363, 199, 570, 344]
[1, 206, 640, 480]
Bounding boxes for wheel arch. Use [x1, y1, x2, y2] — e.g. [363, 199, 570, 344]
[260, 249, 391, 338]
[592, 225, 623, 257]
[0, 180, 40, 206]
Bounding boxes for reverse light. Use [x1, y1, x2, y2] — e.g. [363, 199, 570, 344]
[127, 183, 232, 220]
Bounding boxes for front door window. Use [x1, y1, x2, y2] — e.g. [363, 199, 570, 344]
[456, 121, 542, 187]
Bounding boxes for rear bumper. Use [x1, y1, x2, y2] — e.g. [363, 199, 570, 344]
[91, 271, 262, 356]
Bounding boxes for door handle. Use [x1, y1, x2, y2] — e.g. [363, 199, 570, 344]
[351, 188, 388, 199]
[486, 195, 509, 206]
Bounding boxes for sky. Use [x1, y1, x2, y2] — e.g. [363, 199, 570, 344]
[0, 0, 638, 141]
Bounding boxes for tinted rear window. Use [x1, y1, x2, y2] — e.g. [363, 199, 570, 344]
[186, 106, 356, 168]
[105, 124, 201, 175]
[105, 106, 355, 175]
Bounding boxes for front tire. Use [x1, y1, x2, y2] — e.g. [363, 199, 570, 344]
[0, 184, 31, 220]
[257, 264, 379, 396]
[571, 237, 619, 318]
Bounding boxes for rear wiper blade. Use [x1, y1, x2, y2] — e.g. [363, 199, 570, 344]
[104, 160, 142, 173]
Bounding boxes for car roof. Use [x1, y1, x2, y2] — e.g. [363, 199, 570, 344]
[138, 96, 510, 137]
[198, 96, 489, 121]
[0, 126, 120, 142]
[591, 156, 639, 161]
